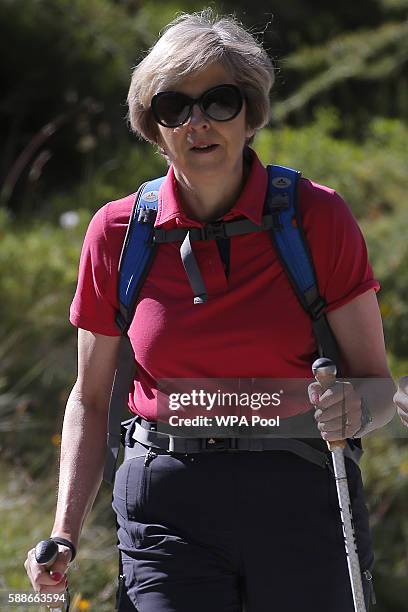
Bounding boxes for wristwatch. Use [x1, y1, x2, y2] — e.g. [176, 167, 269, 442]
[353, 397, 373, 438]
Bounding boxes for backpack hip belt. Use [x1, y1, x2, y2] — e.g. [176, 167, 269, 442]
[121, 415, 329, 469]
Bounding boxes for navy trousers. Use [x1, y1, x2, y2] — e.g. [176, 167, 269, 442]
[112, 442, 374, 611]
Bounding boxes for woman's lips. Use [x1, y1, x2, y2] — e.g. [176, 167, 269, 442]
[190, 144, 219, 153]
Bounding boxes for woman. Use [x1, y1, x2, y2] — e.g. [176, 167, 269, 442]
[25, 10, 395, 611]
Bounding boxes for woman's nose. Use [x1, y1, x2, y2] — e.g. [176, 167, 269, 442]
[187, 103, 210, 129]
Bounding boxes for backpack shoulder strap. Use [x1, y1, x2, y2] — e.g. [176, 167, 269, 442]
[266, 164, 341, 368]
[103, 176, 165, 485]
[115, 176, 166, 333]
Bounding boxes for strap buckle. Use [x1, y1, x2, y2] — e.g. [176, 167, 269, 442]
[153, 228, 166, 243]
[201, 221, 227, 240]
[137, 206, 157, 224]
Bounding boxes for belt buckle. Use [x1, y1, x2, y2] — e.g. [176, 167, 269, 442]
[202, 438, 238, 451]
[203, 437, 227, 451]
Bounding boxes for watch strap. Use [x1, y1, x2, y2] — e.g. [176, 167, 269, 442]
[50, 537, 76, 562]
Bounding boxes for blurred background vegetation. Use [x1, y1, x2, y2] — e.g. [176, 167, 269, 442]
[0, 0, 407, 610]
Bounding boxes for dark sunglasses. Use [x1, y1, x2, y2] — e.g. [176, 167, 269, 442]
[150, 84, 244, 128]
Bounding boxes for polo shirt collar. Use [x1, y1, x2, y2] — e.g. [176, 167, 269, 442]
[155, 148, 268, 229]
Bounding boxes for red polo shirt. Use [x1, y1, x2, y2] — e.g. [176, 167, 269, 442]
[70, 150, 379, 419]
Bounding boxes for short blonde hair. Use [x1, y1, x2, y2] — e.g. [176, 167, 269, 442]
[127, 9, 275, 144]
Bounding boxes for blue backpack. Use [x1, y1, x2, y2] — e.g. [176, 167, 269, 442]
[104, 165, 354, 484]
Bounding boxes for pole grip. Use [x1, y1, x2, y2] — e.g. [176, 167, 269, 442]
[35, 539, 59, 569]
[34, 539, 70, 611]
[312, 357, 346, 447]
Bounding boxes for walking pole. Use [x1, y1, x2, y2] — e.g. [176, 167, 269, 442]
[312, 357, 367, 612]
[35, 539, 70, 611]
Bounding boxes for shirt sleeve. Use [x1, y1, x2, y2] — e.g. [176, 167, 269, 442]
[299, 181, 380, 313]
[69, 203, 124, 336]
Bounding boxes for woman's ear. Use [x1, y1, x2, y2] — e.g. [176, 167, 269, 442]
[245, 125, 256, 141]
[245, 127, 257, 147]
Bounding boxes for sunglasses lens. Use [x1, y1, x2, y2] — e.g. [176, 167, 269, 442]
[151, 85, 243, 127]
[152, 93, 191, 127]
[202, 85, 243, 121]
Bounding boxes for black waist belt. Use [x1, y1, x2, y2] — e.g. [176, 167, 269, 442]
[122, 417, 331, 469]
[122, 416, 363, 469]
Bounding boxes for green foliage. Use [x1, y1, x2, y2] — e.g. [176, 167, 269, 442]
[362, 432, 408, 611]
[377, 244, 408, 360]
[1, 0, 146, 100]
[273, 20, 408, 124]
[0, 208, 86, 473]
[255, 110, 407, 218]
[0, 463, 118, 611]
[377, 0, 408, 11]
[43, 142, 167, 220]
[0, 0, 164, 213]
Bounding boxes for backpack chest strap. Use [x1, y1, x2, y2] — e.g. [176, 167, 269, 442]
[166, 215, 278, 304]
[153, 215, 277, 243]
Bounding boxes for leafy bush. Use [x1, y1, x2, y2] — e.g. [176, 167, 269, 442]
[255, 110, 407, 219]
[0, 207, 87, 474]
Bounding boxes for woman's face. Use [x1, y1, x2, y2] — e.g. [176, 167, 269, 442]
[154, 63, 254, 185]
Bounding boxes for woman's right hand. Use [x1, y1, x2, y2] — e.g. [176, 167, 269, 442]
[24, 542, 72, 593]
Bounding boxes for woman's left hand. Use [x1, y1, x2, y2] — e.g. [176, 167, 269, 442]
[308, 380, 362, 441]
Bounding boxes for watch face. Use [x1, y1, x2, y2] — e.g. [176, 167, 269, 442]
[361, 398, 373, 427]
